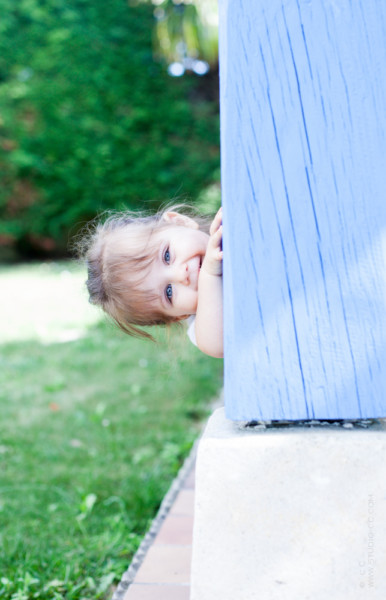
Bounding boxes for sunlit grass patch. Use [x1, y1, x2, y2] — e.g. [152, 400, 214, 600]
[0, 261, 100, 344]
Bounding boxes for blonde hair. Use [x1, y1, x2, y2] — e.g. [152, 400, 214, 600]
[76, 205, 211, 339]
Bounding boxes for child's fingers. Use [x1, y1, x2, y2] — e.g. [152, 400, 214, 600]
[201, 225, 223, 275]
[209, 207, 223, 235]
[212, 248, 223, 263]
[210, 225, 222, 249]
[213, 208, 222, 228]
[215, 206, 223, 221]
[209, 220, 218, 236]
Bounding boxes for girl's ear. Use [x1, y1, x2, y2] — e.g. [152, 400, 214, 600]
[163, 211, 199, 229]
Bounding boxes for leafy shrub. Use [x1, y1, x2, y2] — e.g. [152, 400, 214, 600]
[0, 0, 219, 256]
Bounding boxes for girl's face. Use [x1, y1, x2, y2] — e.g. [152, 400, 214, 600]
[143, 216, 209, 319]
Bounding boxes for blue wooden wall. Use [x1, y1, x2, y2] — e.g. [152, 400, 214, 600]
[221, 0, 386, 420]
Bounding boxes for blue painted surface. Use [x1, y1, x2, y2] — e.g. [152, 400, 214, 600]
[221, 0, 386, 420]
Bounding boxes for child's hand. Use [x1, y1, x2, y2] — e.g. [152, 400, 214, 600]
[195, 207, 224, 357]
[201, 207, 223, 277]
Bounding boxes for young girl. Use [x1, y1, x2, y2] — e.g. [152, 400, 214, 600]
[78, 206, 223, 358]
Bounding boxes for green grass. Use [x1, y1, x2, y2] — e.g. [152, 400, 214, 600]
[0, 262, 223, 599]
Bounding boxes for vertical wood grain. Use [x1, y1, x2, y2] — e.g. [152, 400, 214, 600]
[221, 0, 386, 419]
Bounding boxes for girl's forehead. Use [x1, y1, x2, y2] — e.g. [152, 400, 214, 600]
[152, 223, 197, 239]
[149, 224, 176, 244]
[113, 224, 158, 253]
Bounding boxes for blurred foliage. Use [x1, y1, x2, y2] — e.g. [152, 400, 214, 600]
[0, 0, 219, 257]
[152, 0, 218, 73]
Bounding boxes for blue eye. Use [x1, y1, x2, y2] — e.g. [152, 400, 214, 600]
[164, 248, 171, 264]
[165, 284, 173, 303]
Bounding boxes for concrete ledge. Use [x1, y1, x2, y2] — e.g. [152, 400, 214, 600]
[191, 408, 386, 599]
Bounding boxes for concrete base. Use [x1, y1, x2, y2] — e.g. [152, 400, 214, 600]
[191, 408, 386, 599]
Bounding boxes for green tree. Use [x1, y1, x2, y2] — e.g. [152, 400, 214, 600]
[0, 0, 219, 256]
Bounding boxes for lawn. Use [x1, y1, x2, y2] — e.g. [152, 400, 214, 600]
[0, 261, 223, 599]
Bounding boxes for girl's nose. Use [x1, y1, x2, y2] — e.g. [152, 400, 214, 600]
[176, 263, 189, 285]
